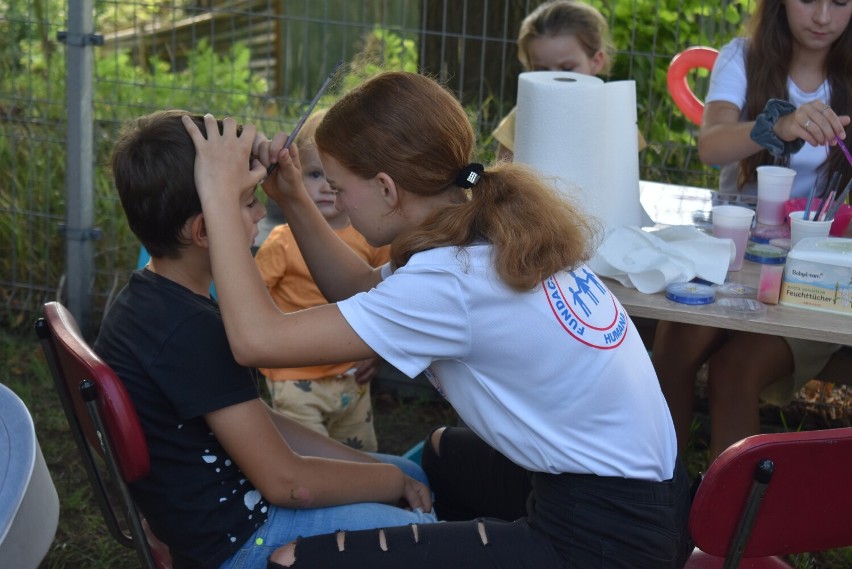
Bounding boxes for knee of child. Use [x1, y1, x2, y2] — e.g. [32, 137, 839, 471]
[707, 351, 738, 379]
[706, 359, 758, 400]
[429, 427, 446, 456]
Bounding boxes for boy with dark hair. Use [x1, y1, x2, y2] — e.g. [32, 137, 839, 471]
[95, 110, 434, 569]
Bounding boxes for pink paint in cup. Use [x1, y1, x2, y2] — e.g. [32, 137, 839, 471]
[756, 166, 796, 225]
[712, 205, 755, 271]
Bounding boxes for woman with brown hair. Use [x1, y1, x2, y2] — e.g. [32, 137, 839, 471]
[185, 71, 691, 568]
[653, 0, 852, 462]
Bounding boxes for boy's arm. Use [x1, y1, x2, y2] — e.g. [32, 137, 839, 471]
[207, 398, 431, 511]
[261, 402, 431, 511]
[262, 401, 379, 462]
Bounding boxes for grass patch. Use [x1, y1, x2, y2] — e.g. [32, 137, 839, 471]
[2, 326, 850, 568]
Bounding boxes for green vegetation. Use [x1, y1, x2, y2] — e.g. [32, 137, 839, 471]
[600, 0, 752, 186]
[1, 0, 270, 328]
[0, 0, 428, 329]
[1, 0, 757, 329]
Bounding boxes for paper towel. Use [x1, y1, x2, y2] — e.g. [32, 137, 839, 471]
[587, 226, 736, 294]
[514, 71, 647, 232]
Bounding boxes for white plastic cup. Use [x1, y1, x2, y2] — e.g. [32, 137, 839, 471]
[756, 165, 796, 225]
[789, 210, 833, 248]
[712, 205, 755, 271]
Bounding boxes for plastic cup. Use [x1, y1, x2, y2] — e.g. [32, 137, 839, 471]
[712, 205, 755, 271]
[789, 210, 833, 248]
[756, 165, 796, 225]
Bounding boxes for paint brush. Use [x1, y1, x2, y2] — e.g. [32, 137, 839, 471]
[803, 180, 818, 221]
[825, 179, 852, 222]
[814, 172, 841, 220]
[818, 190, 835, 220]
[836, 134, 852, 169]
[264, 60, 344, 180]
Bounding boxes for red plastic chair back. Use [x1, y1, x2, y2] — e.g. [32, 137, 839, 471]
[689, 428, 852, 559]
[667, 46, 719, 126]
[36, 301, 172, 568]
[38, 301, 150, 481]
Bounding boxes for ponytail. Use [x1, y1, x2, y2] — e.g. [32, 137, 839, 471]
[392, 162, 601, 291]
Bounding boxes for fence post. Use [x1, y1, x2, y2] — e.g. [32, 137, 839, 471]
[62, 0, 101, 337]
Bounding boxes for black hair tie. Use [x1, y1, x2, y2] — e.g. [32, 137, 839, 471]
[454, 163, 485, 189]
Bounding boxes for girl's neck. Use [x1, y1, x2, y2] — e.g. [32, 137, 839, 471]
[789, 45, 829, 93]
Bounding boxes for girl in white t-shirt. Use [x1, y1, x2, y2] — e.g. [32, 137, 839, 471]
[184, 71, 691, 568]
[653, 0, 852, 462]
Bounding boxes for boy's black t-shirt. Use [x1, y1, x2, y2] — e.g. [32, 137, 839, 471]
[95, 269, 269, 568]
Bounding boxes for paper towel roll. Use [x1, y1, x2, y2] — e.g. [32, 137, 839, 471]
[514, 71, 646, 232]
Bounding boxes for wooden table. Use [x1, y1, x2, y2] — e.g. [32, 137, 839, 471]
[605, 181, 852, 347]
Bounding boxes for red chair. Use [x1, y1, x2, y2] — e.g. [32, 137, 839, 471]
[686, 427, 852, 568]
[667, 46, 719, 126]
[35, 301, 172, 569]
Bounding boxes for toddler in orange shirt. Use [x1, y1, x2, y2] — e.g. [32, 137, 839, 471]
[255, 110, 389, 451]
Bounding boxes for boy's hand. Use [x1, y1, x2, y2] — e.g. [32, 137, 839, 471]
[351, 357, 380, 385]
[181, 114, 266, 201]
[401, 476, 432, 513]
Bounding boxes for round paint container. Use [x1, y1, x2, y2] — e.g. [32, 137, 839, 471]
[716, 297, 767, 319]
[751, 223, 790, 244]
[716, 282, 758, 299]
[744, 242, 787, 265]
[665, 282, 716, 305]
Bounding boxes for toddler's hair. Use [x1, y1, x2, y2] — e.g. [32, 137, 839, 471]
[294, 108, 328, 152]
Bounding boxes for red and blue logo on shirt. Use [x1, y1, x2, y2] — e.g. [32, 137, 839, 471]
[543, 268, 628, 349]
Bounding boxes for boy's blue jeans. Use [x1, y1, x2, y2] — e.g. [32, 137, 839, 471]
[219, 453, 436, 569]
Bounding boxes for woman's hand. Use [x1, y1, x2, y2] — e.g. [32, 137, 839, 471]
[181, 114, 266, 202]
[774, 100, 851, 147]
[252, 130, 307, 207]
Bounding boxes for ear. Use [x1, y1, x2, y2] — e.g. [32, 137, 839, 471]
[187, 213, 209, 249]
[590, 50, 607, 75]
[375, 172, 401, 209]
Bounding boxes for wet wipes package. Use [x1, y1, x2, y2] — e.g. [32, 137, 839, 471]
[779, 237, 852, 316]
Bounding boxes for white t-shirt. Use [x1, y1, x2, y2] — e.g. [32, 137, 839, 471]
[338, 244, 677, 481]
[706, 37, 831, 201]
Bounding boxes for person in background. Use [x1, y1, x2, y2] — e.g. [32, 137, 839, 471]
[492, 0, 646, 162]
[653, 0, 851, 461]
[495, 1, 659, 349]
[255, 109, 388, 453]
[183, 71, 691, 569]
[96, 110, 435, 569]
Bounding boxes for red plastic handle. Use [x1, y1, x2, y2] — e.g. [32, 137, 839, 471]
[667, 47, 719, 126]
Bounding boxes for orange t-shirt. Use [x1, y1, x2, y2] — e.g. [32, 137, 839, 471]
[254, 223, 390, 381]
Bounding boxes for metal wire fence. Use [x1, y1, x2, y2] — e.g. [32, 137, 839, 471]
[1, 0, 753, 335]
